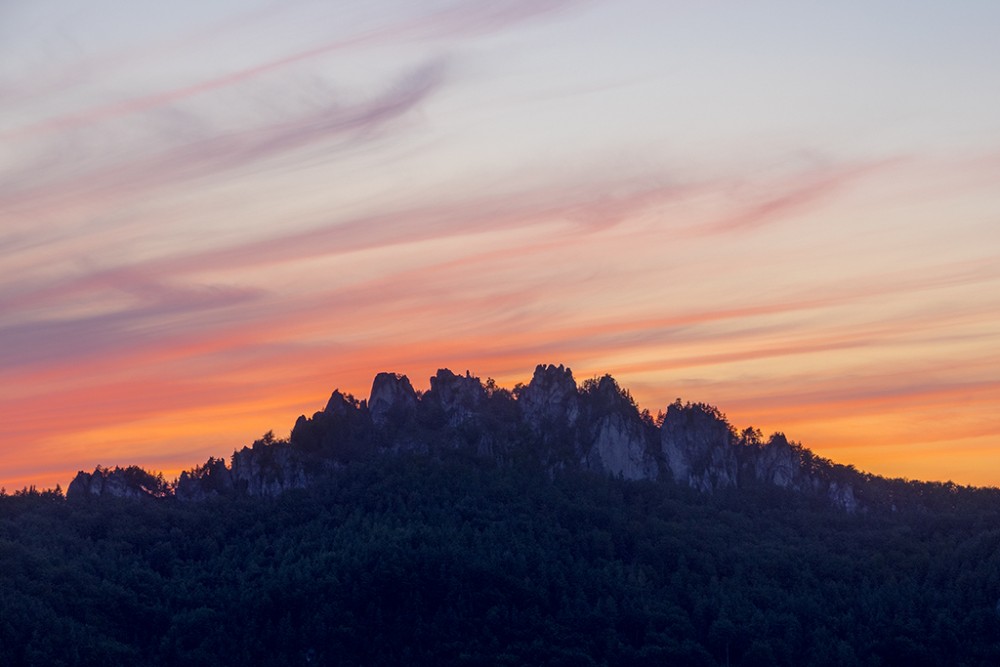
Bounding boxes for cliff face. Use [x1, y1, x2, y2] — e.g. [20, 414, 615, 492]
[71, 364, 863, 510]
[66, 466, 170, 500]
[656, 402, 860, 511]
[230, 440, 308, 497]
[426, 369, 486, 429]
[519, 364, 580, 432]
[579, 375, 658, 481]
[660, 401, 738, 492]
[749, 433, 859, 512]
[175, 457, 232, 502]
[368, 373, 417, 427]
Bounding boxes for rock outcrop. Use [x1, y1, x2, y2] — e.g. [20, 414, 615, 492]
[751, 433, 859, 511]
[580, 375, 658, 480]
[368, 373, 417, 427]
[661, 401, 738, 492]
[586, 411, 657, 480]
[176, 433, 314, 500]
[230, 440, 307, 497]
[519, 364, 580, 431]
[67, 466, 170, 500]
[425, 369, 486, 428]
[175, 457, 232, 502]
[753, 433, 801, 488]
[68, 364, 863, 511]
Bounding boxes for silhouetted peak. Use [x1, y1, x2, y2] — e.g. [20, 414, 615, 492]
[324, 389, 358, 416]
[369, 372, 417, 426]
[530, 363, 575, 387]
[572, 374, 656, 480]
[67, 466, 170, 500]
[426, 369, 487, 427]
[581, 374, 640, 418]
[753, 433, 801, 488]
[176, 457, 233, 501]
[751, 432, 859, 511]
[428, 369, 485, 405]
[520, 363, 580, 428]
[766, 432, 791, 448]
[660, 401, 734, 450]
[661, 401, 738, 492]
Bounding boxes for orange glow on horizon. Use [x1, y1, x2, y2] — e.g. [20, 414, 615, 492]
[4, 3, 1000, 493]
[6, 356, 1000, 492]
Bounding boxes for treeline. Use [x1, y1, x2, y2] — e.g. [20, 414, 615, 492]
[3, 452, 1000, 666]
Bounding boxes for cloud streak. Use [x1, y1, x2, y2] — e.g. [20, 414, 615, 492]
[690, 158, 904, 236]
[1, 60, 447, 215]
[2, 0, 582, 141]
[0, 279, 264, 370]
[4, 1, 1000, 490]
[0, 1, 294, 106]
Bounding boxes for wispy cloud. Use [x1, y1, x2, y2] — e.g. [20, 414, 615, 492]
[2, 0, 583, 141]
[0, 173, 681, 321]
[0, 1, 294, 105]
[6, 154, 993, 396]
[1, 60, 447, 214]
[0, 279, 264, 371]
[4, 0, 1000, 490]
[691, 158, 904, 236]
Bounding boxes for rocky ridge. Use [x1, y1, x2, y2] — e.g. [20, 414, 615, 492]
[69, 364, 861, 511]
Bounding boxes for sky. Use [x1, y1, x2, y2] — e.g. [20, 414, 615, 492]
[2, 0, 1000, 490]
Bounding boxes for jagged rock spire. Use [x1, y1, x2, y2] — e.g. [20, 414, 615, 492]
[425, 369, 486, 427]
[72, 364, 863, 512]
[660, 401, 738, 492]
[519, 364, 580, 429]
[368, 372, 417, 426]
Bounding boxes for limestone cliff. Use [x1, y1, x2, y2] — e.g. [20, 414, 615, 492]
[519, 364, 580, 431]
[660, 401, 738, 492]
[368, 372, 417, 427]
[578, 375, 659, 481]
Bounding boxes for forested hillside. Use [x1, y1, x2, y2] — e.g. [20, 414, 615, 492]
[4, 451, 1000, 666]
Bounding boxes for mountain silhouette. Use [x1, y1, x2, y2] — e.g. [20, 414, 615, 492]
[68, 364, 986, 512]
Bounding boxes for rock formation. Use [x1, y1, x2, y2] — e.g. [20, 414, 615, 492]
[579, 375, 658, 480]
[425, 369, 486, 428]
[67, 466, 170, 500]
[749, 433, 859, 512]
[230, 440, 307, 497]
[519, 364, 580, 431]
[69, 363, 864, 511]
[175, 457, 232, 502]
[368, 372, 417, 427]
[660, 401, 738, 492]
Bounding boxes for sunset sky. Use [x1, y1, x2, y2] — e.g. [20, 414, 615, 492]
[3, 0, 1000, 490]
